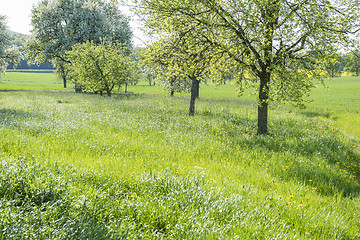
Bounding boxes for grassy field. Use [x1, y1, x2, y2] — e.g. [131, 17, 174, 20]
[0, 71, 63, 90]
[0, 71, 359, 239]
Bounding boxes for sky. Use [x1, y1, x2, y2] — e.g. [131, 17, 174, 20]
[0, 0, 146, 46]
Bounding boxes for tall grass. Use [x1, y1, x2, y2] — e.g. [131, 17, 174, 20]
[0, 74, 359, 239]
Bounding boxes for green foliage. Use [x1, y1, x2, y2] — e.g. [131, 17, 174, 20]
[325, 54, 346, 78]
[8, 32, 29, 49]
[25, 0, 133, 87]
[65, 41, 135, 96]
[133, 0, 360, 134]
[0, 15, 22, 74]
[26, 0, 132, 64]
[346, 51, 360, 76]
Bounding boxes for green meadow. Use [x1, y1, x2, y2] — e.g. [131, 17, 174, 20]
[0, 71, 359, 239]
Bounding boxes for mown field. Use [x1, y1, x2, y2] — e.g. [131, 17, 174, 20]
[0, 71, 359, 239]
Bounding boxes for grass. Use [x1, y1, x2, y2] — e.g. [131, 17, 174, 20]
[0, 71, 63, 90]
[0, 71, 359, 239]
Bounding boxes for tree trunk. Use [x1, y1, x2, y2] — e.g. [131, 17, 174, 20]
[195, 79, 200, 99]
[62, 75, 67, 88]
[189, 77, 200, 116]
[75, 82, 82, 93]
[257, 73, 270, 135]
[170, 90, 174, 96]
[58, 62, 67, 88]
[125, 83, 128, 93]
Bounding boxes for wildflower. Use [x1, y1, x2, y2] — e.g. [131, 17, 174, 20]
[225, 198, 229, 201]
[166, 224, 171, 229]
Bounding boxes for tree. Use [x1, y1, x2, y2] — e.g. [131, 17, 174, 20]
[0, 15, 21, 74]
[346, 51, 360, 76]
[142, 35, 214, 115]
[25, 0, 132, 89]
[133, 0, 360, 135]
[325, 54, 345, 78]
[65, 40, 135, 96]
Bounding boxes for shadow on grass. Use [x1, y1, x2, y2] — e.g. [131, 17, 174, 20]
[77, 91, 144, 100]
[215, 113, 360, 197]
[0, 89, 30, 93]
[300, 110, 338, 120]
[0, 108, 39, 119]
[0, 108, 43, 132]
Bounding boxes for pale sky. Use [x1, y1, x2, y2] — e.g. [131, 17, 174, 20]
[0, 0, 146, 46]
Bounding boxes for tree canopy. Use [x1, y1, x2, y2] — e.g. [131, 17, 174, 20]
[346, 51, 360, 76]
[65, 40, 135, 96]
[25, 0, 133, 87]
[133, 0, 360, 134]
[141, 35, 216, 115]
[0, 15, 21, 74]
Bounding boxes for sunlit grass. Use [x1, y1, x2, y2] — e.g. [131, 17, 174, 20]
[0, 71, 63, 90]
[0, 72, 359, 239]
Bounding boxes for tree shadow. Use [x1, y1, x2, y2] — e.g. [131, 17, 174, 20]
[0, 108, 42, 130]
[0, 89, 30, 93]
[300, 110, 338, 120]
[214, 113, 360, 197]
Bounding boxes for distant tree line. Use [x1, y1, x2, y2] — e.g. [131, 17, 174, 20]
[6, 32, 54, 70]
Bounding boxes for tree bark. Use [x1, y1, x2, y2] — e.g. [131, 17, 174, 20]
[257, 72, 270, 135]
[189, 77, 200, 116]
[75, 82, 82, 93]
[195, 79, 200, 99]
[57, 63, 67, 88]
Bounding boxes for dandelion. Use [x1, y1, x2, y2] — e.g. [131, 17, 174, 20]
[166, 224, 171, 229]
[225, 198, 229, 201]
